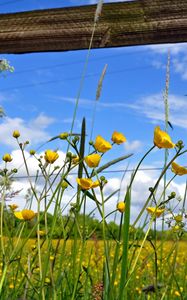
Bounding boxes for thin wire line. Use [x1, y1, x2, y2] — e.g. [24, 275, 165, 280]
[11, 166, 170, 180]
[0, 65, 156, 92]
[0, 0, 23, 6]
[9, 48, 158, 76]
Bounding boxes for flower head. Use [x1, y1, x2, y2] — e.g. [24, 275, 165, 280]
[117, 202, 125, 213]
[12, 130, 20, 138]
[8, 204, 18, 210]
[171, 162, 187, 176]
[2, 153, 12, 163]
[76, 178, 100, 190]
[14, 209, 36, 221]
[84, 153, 101, 168]
[174, 215, 183, 222]
[44, 150, 59, 164]
[146, 207, 165, 218]
[154, 126, 175, 149]
[94, 135, 112, 153]
[112, 131, 126, 145]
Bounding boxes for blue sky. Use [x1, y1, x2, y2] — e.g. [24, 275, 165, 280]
[0, 0, 187, 222]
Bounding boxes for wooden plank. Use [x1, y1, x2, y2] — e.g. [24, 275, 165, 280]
[0, 0, 187, 54]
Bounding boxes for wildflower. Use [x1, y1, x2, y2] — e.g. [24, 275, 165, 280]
[38, 230, 46, 236]
[117, 202, 126, 213]
[44, 150, 59, 164]
[59, 132, 68, 139]
[111, 131, 126, 144]
[146, 207, 165, 218]
[94, 135, 112, 153]
[2, 153, 12, 162]
[72, 155, 79, 164]
[12, 130, 20, 138]
[14, 209, 36, 221]
[61, 181, 68, 189]
[174, 291, 180, 297]
[84, 153, 101, 168]
[154, 126, 175, 149]
[50, 256, 55, 261]
[8, 204, 18, 210]
[171, 161, 187, 176]
[45, 277, 51, 284]
[29, 149, 36, 155]
[76, 178, 100, 190]
[174, 215, 183, 222]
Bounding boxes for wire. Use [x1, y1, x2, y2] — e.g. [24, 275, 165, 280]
[0, 0, 24, 6]
[11, 166, 168, 180]
[10, 48, 156, 76]
[0, 65, 155, 92]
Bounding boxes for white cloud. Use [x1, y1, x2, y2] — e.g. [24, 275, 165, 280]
[124, 140, 143, 152]
[146, 43, 187, 55]
[0, 113, 55, 148]
[127, 93, 187, 129]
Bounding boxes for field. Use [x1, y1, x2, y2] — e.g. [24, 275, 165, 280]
[0, 237, 186, 299]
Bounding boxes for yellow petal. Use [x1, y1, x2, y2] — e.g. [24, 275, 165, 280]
[112, 131, 126, 145]
[154, 126, 175, 149]
[76, 178, 93, 190]
[94, 135, 112, 153]
[84, 154, 101, 168]
[14, 211, 24, 220]
[171, 162, 187, 176]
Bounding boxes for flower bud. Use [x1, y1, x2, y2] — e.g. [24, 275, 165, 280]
[30, 149, 36, 155]
[59, 132, 68, 140]
[13, 130, 20, 138]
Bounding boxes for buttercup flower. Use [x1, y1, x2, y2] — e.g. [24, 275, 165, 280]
[12, 130, 20, 138]
[76, 178, 100, 190]
[84, 153, 101, 168]
[146, 207, 165, 218]
[154, 126, 175, 149]
[174, 215, 183, 222]
[2, 153, 12, 162]
[171, 162, 187, 176]
[72, 155, 80, 165]
[8, 204, 18, 210]
[14, 209, 36, 221]
[112, 131, 126, 145]
[94, 135, 112, 153]
[117, 202, 126, 213]
[44, 150, 59, 164]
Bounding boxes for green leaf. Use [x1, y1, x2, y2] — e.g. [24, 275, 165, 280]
[95, 154, 133, 175]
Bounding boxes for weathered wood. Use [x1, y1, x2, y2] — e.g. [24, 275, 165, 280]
[0, 0, 187, 54]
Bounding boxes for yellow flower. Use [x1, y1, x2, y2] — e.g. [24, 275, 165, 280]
[111, 131, 126, 144]
[14, 212, 24, 220]
[171, 161, 187, 176]
[2, 153, 12, 162]
[12, 130, 20, 138]
[91, 180, 100, 188]
[94, 135, 112, 153]
[154, 126, 175, 149]
[174, 215, 183, 222]
[14, 209, 36, 221]
[76, 178, 100, 190]
[44, 150, 59, 164]
[72, 155, 79, 165]
[146, 207, 165, 218]
[45, 277, 51, 284]
[84, 153, 101, 168]
[38, 230, 46, 236]
[117, 202, 126, 213]
[174, 291, 180, 297]
[8, 204, 18, 210]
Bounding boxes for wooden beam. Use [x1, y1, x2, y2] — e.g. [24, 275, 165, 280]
[0, 0, 187, 54]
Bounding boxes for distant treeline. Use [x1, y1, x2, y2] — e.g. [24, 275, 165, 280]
[2, 208, 187, 240]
